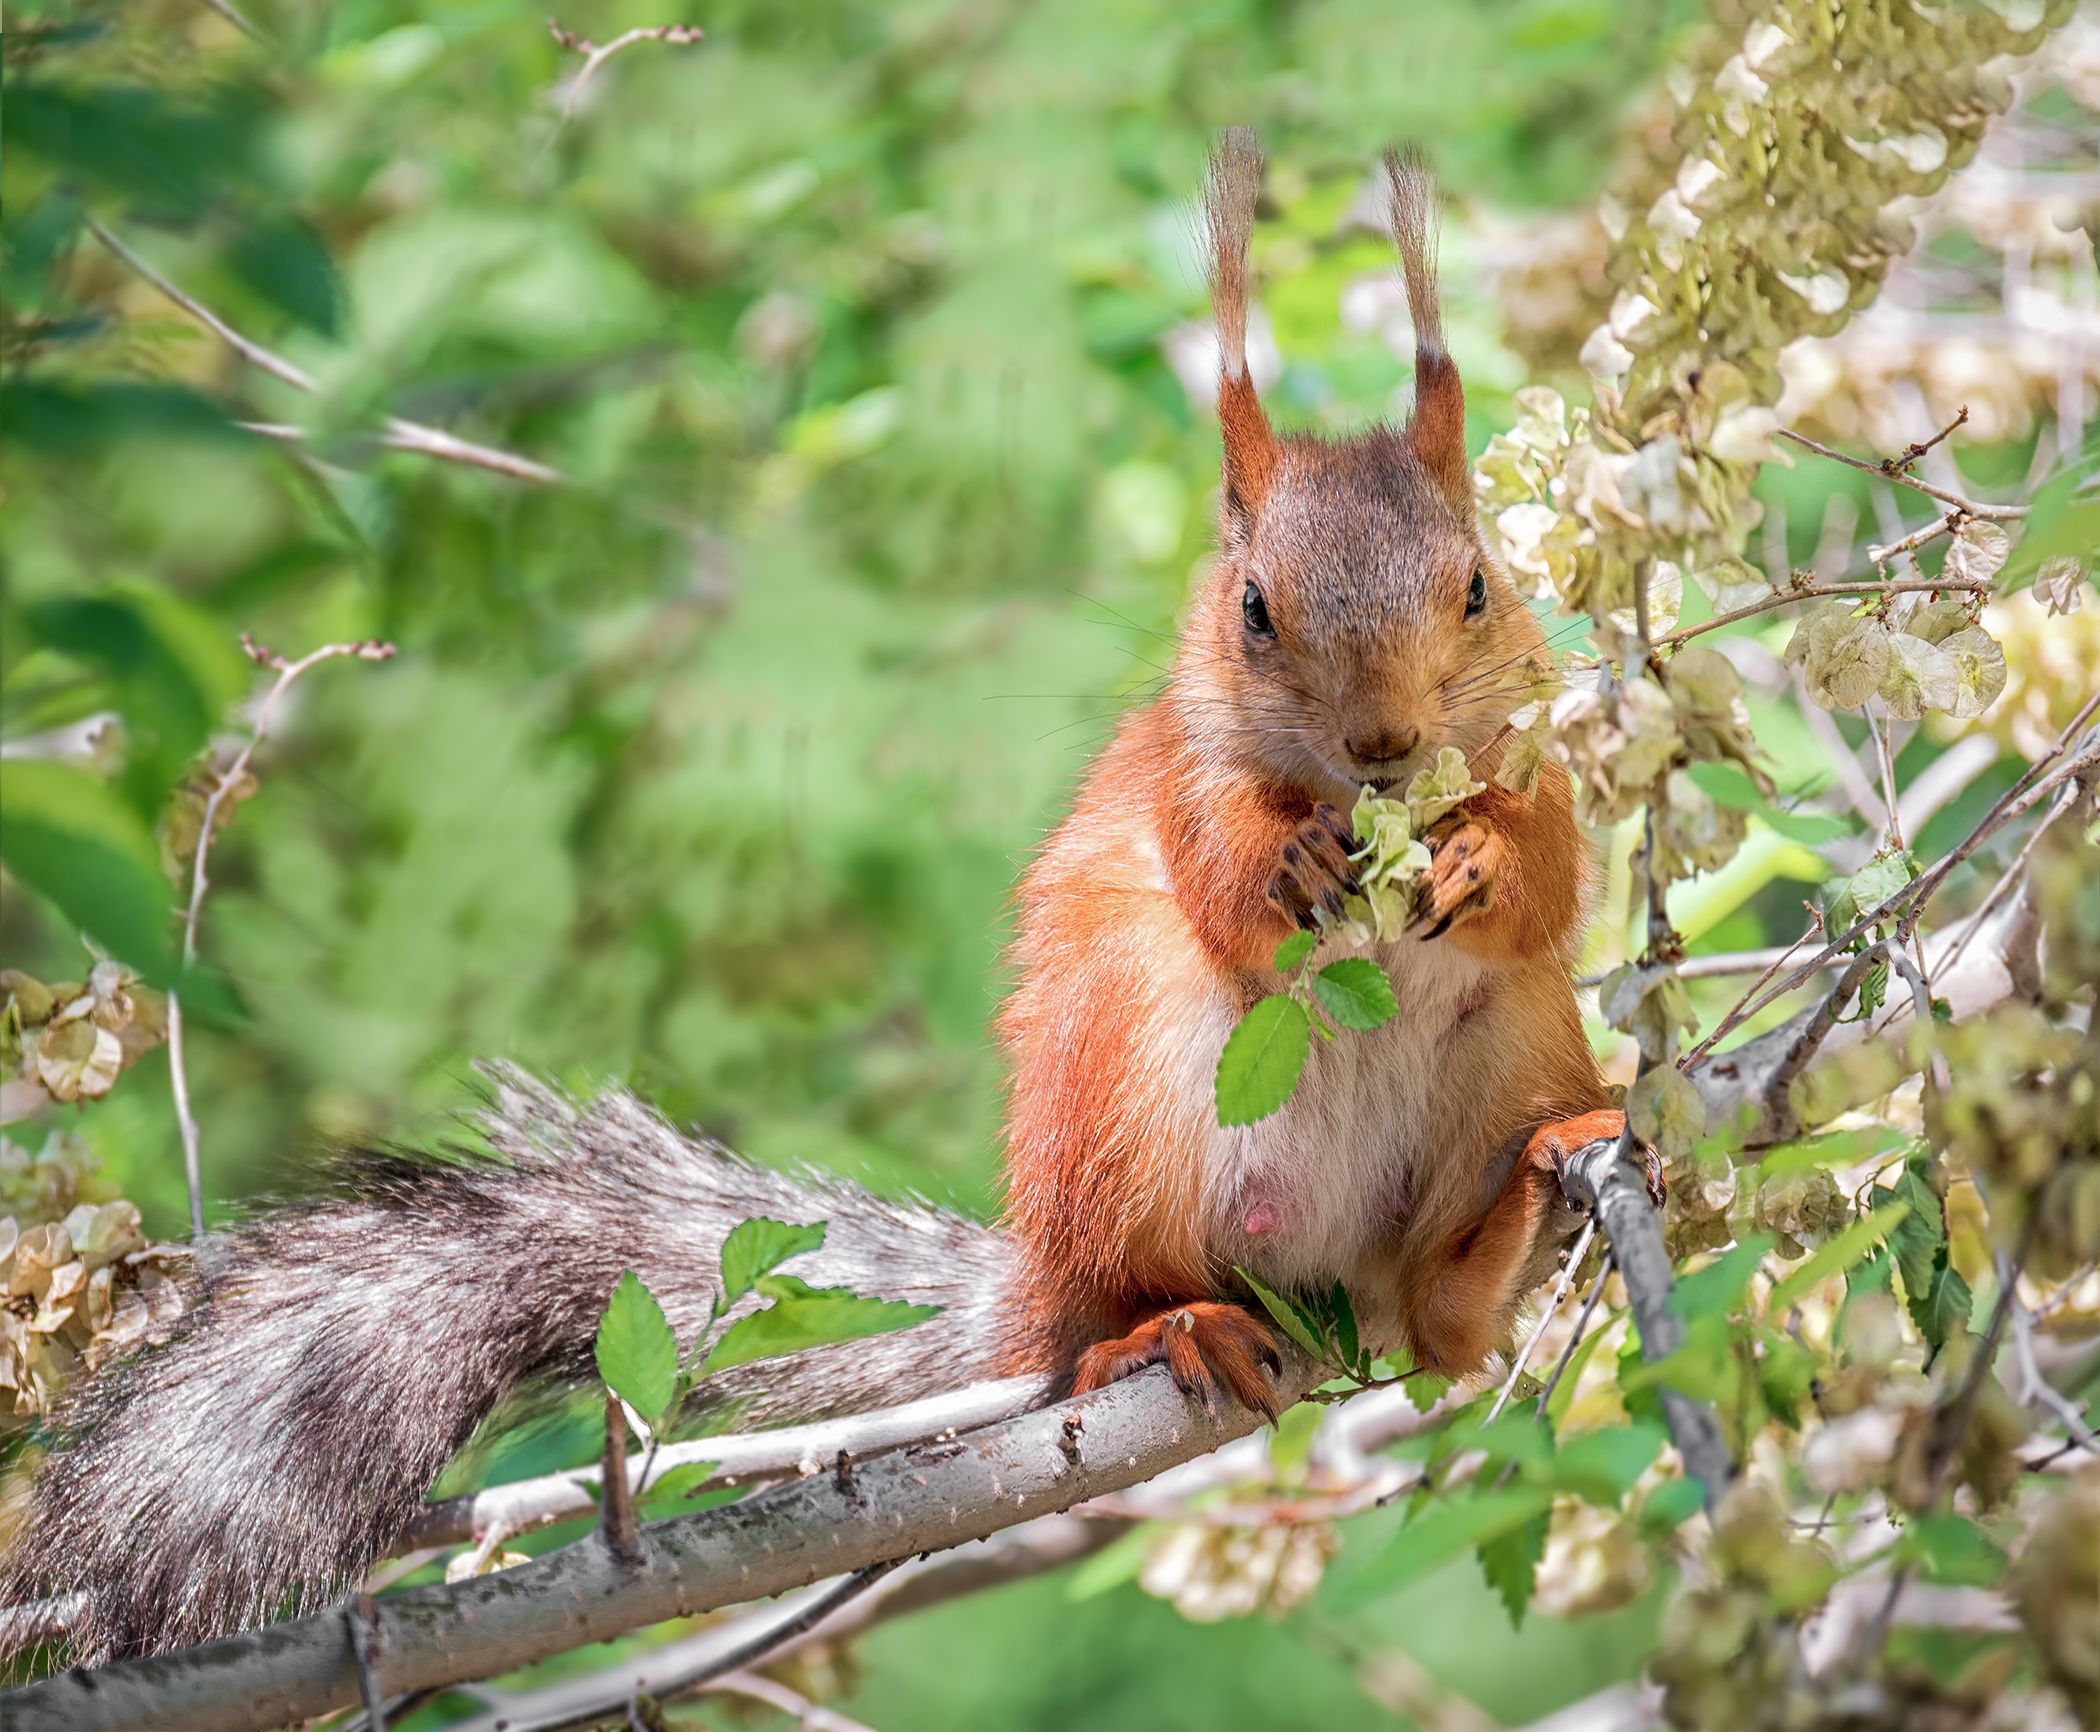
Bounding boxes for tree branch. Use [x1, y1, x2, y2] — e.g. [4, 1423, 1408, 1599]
[403, 1374, 1046, 1553]
[1777, 427, 2027, 520]
[83, 219, 564, 486]
[1559, 1139, 1733, 1506]
[0, 1357, 1319, 1731]
[1657, 574, 1990, 648]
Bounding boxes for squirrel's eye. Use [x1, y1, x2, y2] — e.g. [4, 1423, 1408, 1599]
[1242, 581, 1275, 638]
[1465, 567, 1488, 618]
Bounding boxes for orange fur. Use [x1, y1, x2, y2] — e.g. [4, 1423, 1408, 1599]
[993, 134, 1620, 1410]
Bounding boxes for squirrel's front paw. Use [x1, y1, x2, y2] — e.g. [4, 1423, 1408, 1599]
[1266, 804, 1360, 932]
[1411, 817, 1503, 939]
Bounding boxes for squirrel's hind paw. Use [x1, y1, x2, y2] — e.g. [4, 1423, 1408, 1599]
[1072, 1301, 1283, 1419]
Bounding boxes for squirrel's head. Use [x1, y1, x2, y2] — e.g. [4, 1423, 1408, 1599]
[1178, 131, 1547, 805]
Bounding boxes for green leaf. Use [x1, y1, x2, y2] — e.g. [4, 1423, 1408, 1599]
[1827, 850, 1916, 936]
[0, 759, 184, 988]
[1550, 1423, 1665, 1504]
[1888, 1154, 1972, 1357]
[1329, 1281, 1360, 1376]
[226, 213, 342, 336]
[1311, 958, 1397, 1032]
[1215, 994, 1311, 1126]
[596, 1270, 680, 1423]
[1684, 762, 1853, 844]
[1272, 930, 1316, 972]
[1669, 1235, 1772, 1323]
[718, 1217, 827, 1308]
[1237, 1266, 1329, 1364]
[1478, 1505, 1549, 1628]
[1402, 1366, 1453, 1414]
[637, 1460, 722, 1509]
[1638, 1477, 1705, 1535]
[1338, 1485, 1554, 1606]
[1768, 1204, 1910, 1311]
[704, 1274, 935, 1373]
[1902, 1514, 2008, 1587]
[25, 581, 250, 816]
[1546, 1325, 1611, 1428]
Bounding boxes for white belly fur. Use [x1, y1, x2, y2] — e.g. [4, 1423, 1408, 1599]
[1198, 934, 1490, 1296]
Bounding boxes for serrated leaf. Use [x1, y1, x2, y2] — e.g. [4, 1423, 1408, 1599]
[1546, 1325, 1611, 1427]
[1670, 1236, 1772, 1323]
[1478, 1505, 1549, 1628]
[718, 1217, 826, 1308]
[704, 1274, 936, 1373]
[1337, 1485, 1554, 1606]
[1216, 994, 1310, 1126]
[1272, 930, 1316, 972]
[1403, 1366, 1453, 1414]
[1238, 1266, 1329, 1363]
[1311, 958, 1396, 1032]
[596, 1270, 679, 1422]
[1888, 1155, 1971, 1357]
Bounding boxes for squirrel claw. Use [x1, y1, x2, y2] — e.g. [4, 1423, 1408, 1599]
[1267, 804, 1361, 936]
[1072, 1301, 1282, 1420]
[1409, 817, 1501, 939]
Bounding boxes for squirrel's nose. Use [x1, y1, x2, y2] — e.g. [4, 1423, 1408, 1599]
[1347, 726, 1420, 768]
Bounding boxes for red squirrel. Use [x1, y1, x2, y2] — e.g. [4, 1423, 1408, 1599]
[998, 131, 1621, 1414]
[3, 130, 1629, 1662]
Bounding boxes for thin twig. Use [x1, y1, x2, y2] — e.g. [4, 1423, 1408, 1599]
[1867, 511, 1965, 568]
[1536, 1251, 1614, 1421]
[1885, 405, 1969, 473]
[405, 1374, 1046, 1554]
[547, 18, 704, 121]
[1778, 427, 2027, 520]
[83, 218, 563, 486]
[1998, 1247, 2100, 1455]
[1487, 1219, 1596, 1424]
[165, 636, 395, 1238]
[197, 0, 264, 40]
[1657, 575, 1990, 647]
[1688, 709, 2100, 1065]
[700, 1672, 876, 1732]
[516, 1563, 905, 1732]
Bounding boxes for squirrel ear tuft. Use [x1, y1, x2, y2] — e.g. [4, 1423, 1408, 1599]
[1383, 147, 1470, 518]
[1207, 126, 1277, 533]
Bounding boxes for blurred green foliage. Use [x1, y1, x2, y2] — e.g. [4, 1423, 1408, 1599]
[1, 0, 1704, 1231]
[23, 1, 2089, 1726]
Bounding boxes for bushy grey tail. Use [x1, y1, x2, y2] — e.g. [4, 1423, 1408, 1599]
[0, 1067, 1014, 1663]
